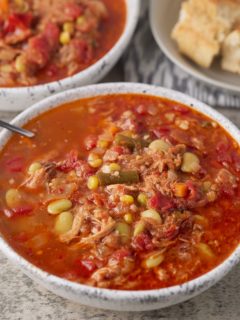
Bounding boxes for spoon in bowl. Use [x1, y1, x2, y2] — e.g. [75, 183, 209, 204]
[0, 120, 35, 138]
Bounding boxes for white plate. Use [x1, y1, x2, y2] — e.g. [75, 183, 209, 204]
[150, 0, 240, 93]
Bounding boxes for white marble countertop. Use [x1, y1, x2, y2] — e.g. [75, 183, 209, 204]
[0, 66, 240, 319]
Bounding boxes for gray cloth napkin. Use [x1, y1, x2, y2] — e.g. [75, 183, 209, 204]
[123, 2, 240, 108]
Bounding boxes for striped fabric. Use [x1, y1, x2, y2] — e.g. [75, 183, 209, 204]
[123, 2, 240, 108]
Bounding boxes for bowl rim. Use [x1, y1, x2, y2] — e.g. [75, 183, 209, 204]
[0, 82, 240, 302]
[149, 0, 240, 94]
[0, 0, 140, 93]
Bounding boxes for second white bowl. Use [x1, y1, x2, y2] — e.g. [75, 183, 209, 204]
[0, 0, 140, 111]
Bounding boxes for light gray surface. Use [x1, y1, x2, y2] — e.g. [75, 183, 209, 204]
[0, 66, 240, 319]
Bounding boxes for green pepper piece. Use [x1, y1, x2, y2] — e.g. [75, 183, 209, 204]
[97, 171, 139, 186]
[115, 134, 135, 150]
[115, 134, 150, 151]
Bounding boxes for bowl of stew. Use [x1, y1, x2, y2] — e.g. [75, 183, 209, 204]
[0, 83, 239, 311]
[0, 0, 139, 111]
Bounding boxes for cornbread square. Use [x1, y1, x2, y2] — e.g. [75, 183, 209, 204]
[172, 0, 240, 68]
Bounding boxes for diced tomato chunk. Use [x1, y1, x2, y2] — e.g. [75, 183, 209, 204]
[44, 22, 60, 49]
[163, 224, 179, 239]
[132, 233, 154, 252]
[112, 248, 131, 261]
[27, 23, 59, 68]
[71, 39, 93, 63]
[46, 63, 58, 77]
[4, 13, 33, 35]
[232, 151, 240, 172]
[111, 145, 129, 155]
[136, 121, 146, 134]
[74, 259, 96, 278]
[64, 3, 83, 20]
[216, 141, 232, 164]
[13, 232, 29, 243]
[136, 104, 148, 116]
[185, 181, 200, 201]
[152, 126, 170, 139]
[28, 36, 50, 66]
[222, 188, 235, 198]
[149, 192, 174, 212]
[6, 156, 24, 172]
[5, 205, 33, 218]
[12, 205, 33, 217]
[173, 105, 189, 115]
[84, 134, 97, 150]
[57, 149, 79, 173]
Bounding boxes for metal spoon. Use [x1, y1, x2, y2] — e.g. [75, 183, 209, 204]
[0, 120, 35, 138]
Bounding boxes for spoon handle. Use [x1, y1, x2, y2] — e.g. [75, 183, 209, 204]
[0, 120, 35, 138]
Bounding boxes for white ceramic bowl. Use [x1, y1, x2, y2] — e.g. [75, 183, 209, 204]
[0, 0, 140, 112]
[0, 83, 239, 311]
[150, 0, 240, 93]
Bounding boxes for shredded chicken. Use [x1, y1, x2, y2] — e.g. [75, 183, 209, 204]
[215, 168, 237, 187]
[23, 163, 56, 189]
[91, 265, 120, 288]
[70, 218, 116, 249]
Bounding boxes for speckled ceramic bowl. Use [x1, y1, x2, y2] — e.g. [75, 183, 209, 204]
[0, 0, 140, 112]
[0, 83, 239, 311]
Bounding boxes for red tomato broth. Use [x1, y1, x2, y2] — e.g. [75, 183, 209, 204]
[0, 0, 126, 87]
[0, 94, 239, 290]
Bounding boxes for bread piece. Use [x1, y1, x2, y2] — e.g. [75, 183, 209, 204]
[171, 0, 240, 68]
[222, 27, 240, 73]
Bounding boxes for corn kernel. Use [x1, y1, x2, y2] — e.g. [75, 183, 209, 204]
[120, 194, 134, 205]
[59, 31, 71, 45]
[15, 56, 26, 73]
[76, 15, 86, 26]
[15, 0, 23, 5]
[47, 199, 72, 215]
[28, 162, 42, 175]
[63, 22, 74, 34]
[203, 181, 211, 192]
[124, 213, 133, 224]
[88, 153, 103, 168]
[207, 191, 217, 202]
[97, 140, 109, 149]
[90, 158, 102, 168]
[174, 183, 188, 197]
[87, 175, 99, 190]
[15, 0, 27, 9]
[109, 163, 121, 172]
[137, 193, 147, 206]
[5, 188, 21, 209]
